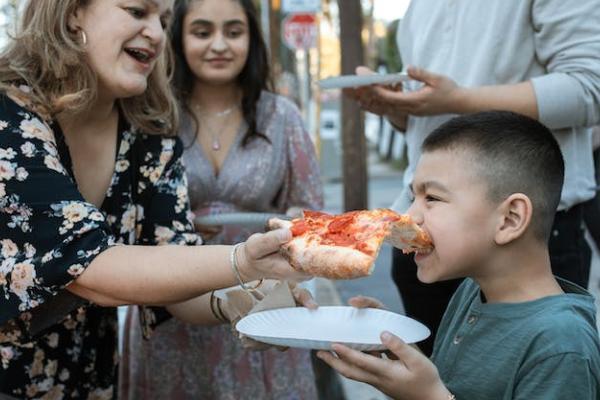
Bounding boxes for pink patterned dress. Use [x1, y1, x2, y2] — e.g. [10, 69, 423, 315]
[119, 92, 323, 399]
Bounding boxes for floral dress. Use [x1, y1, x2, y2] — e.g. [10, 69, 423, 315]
[120, 92, 324, 400]
[0, 90, 200, 399]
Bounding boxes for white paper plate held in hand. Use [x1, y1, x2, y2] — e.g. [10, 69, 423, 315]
[318, 73, 411, 90]
[236, 306, 430, 351]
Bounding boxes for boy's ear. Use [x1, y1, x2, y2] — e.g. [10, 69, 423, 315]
[494, 193, 532, 245]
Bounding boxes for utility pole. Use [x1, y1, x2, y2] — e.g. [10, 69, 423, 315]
[338, 0, 367, 211]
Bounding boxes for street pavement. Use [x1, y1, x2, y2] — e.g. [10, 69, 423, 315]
[318, 149, 600, 400]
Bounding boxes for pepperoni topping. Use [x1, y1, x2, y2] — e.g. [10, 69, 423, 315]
[327, 214, 356, 233]
[290, 220, 310, 236]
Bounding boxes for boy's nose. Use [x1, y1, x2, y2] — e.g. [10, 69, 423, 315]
[406, 202, 424, 225]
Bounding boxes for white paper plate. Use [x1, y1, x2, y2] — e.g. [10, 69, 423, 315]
[194, 212, 288, 227]
[236, 306, 430, 351]
[318, 73, 410, 90]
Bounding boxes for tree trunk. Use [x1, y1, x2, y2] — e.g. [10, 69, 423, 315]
[338, 0, 367, 211]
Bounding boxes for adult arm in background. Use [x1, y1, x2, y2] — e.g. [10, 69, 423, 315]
[345, 0, 600, 130]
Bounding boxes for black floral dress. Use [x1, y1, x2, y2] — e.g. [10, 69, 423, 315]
[0, 89, 200, 399]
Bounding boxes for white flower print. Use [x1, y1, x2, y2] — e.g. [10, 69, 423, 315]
[44, 155, 66, 174]
[46, 333, 59, 349]
[0, 147, 16, 160]
[20, 141, 36, 157]
[1, 239, 18, 257]
[62, 202, 89, 224]
[119, 138, 131, 154]
[24, 243, 36, 258]
[0, 346, 14, 368]
[172, 220, 185, 232]
[0, 182, 5, 197]
[120, 206, 136, 233]
[67, 264, 84, 277]
[154, 226, 175, 244]
[43, 141, 58, 157]
[10, 262, 36, 301]
[149, 168, 162, 183]
[59, 368, 70, 382]
[15, 167, 28, 181]
[0, 120, 8, 130]
[0, 160, 16, 181]
[19, 117, 54, 143]
[115, 159, 130, 172]
[89, 211, 105, 222]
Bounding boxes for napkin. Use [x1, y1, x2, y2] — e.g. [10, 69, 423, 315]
[218, 280, 297, 350]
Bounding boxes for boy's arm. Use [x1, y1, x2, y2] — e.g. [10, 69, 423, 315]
[317, 331, 454, 400]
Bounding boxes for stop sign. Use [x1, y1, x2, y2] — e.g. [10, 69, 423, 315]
[282, 13, 317, 50]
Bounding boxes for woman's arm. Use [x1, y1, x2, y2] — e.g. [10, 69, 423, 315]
[68, 229, 303, 307]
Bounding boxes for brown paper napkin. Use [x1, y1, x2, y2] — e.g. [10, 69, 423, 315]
[219, 280, 297, 350]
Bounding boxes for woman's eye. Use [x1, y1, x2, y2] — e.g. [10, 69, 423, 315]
[126, 7, 146, 18]
[425, 195, 439, 202]
[193, 31, 211, 38]
[227, 30, 243, 38]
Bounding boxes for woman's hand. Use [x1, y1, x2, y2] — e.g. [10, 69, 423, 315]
[236, 229, 309, 282]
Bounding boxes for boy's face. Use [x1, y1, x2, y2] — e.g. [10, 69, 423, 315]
[407, 148, 499, 283]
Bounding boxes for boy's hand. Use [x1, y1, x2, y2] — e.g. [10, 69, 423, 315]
[348, 295, 386, 310]
[317, 331, 452, 400]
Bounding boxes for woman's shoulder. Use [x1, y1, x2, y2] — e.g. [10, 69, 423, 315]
[259, 91, 301, 114]
[257, 91, 303, 128]
[0, 85, 52, 121]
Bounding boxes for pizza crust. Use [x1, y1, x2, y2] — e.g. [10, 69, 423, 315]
[281, 240, 377, 279]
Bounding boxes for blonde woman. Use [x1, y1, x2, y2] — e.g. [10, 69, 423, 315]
[119, 0, 323, 399]
[0, 0, 309, 398]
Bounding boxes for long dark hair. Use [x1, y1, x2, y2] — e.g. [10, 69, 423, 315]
[171, 0, 273, 146]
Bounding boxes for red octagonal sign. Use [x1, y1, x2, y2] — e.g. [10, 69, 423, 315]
[282, 13, 317, 50]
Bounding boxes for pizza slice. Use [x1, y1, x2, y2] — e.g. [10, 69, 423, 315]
[269, 209, 432, 279]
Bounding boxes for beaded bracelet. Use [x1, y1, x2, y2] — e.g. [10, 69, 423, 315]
[230, 243, 264, 292]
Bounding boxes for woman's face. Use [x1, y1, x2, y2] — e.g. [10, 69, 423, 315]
[71, 0, 174, 100]
[182, 0, 250, 86]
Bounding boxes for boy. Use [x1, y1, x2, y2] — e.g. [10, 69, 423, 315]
[317, 111, 600, 399]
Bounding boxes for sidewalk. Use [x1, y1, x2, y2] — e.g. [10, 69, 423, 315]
[320, 150, 600, 400]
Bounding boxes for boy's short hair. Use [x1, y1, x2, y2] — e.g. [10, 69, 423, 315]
[422, 111, 564, 242]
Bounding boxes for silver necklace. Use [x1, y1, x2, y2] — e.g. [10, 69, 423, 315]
[195, 104, 238, 151]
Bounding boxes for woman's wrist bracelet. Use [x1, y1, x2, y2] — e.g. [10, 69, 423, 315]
[209, 291, 227, 323]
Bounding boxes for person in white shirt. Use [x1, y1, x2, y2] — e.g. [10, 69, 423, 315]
[346, 0, 600, 356]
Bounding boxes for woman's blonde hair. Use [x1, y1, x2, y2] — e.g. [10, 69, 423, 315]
[0, 0, 178, 135]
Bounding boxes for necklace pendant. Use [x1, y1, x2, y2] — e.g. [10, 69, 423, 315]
[211, 138, 221, 151]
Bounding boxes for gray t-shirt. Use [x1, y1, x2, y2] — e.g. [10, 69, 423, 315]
[392, 0, 600, 213]
[432, 278, 600, 399]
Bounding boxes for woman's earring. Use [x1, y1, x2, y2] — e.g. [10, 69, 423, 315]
[80, 30, 87, 45]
